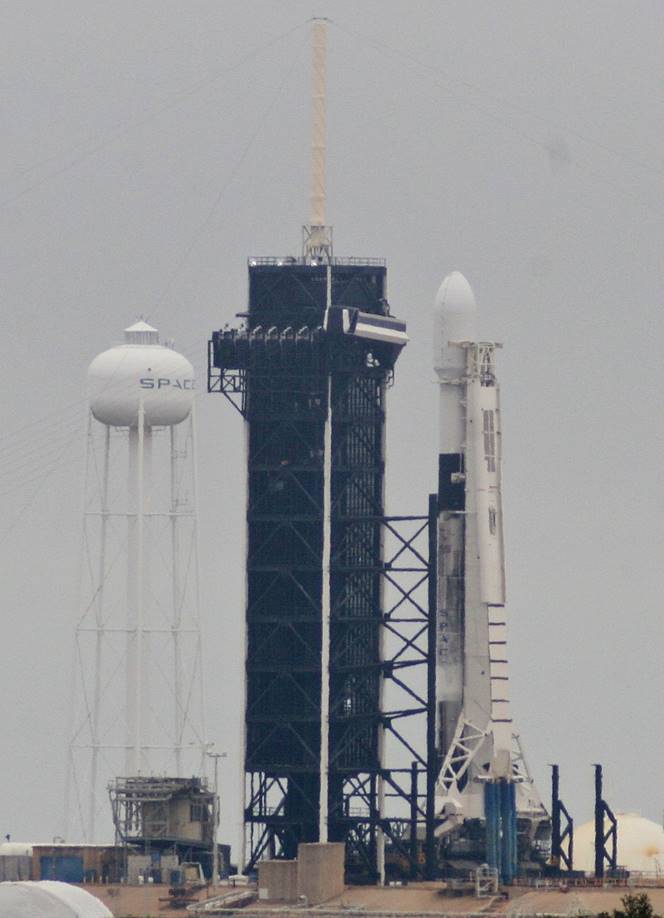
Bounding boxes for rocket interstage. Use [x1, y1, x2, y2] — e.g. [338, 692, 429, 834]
[433, 272, 548, 878]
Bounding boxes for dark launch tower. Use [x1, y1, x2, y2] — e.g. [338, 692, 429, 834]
[209, 257, 409, 877]
[208, 17, 439, 883]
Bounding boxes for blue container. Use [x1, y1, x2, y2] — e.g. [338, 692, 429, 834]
[40, 855, 84, 883]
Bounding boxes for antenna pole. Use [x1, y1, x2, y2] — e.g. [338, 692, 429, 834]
[303, 18, 332, 262]
[311, 18, 326, 229]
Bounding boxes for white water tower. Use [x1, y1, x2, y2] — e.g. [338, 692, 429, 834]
[66, 321, 206, 841]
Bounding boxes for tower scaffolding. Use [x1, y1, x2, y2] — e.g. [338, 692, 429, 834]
[209, 258, 439, 881]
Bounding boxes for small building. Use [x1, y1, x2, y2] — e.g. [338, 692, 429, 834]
[109, 775, 227, 878]
[0, 843, 121, 883]
[33, 844, 121, 883]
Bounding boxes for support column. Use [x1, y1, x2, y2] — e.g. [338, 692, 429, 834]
[171, 425, 183, 777]
[594, 764, 603, 879]
[551, 764, 561, 868]
[126, 401, 145, 775]
[319, 375, 332, 843]
[425, 493, 438, 879]
[126, 425, 138, 776]
[410, 761, 419, 880]
[89, 423, 110, 836]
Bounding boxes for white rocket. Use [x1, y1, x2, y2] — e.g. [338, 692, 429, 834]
[433, 272, 546, 851]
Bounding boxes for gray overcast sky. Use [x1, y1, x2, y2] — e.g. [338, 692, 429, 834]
[1, 0, 663, 858]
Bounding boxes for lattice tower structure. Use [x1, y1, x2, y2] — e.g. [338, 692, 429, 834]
[210, 257, 407, 878]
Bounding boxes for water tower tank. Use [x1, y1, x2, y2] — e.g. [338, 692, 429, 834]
[88, 321, 194, 427]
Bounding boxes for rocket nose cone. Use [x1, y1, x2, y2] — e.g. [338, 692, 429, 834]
[434, 270, 477, 316]
[433, 271, 478, 373]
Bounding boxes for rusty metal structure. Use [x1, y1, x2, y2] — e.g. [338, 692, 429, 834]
[109, 776, 216, 875]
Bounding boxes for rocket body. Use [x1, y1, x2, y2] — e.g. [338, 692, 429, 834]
[433, 272, 547, 867]
[433, 273, 478, 763]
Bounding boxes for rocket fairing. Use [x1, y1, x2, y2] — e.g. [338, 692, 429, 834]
[433, 272, 547, 861]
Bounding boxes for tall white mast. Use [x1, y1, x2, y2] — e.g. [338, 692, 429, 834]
[303, 18, 333, 263]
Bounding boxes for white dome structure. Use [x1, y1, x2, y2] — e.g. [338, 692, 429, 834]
[0, 881, 113, 917]
[88, 321, 194, 427]
[574, 813, 664, 874]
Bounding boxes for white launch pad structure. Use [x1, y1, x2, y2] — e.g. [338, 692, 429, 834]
[65, 322, 207, 842]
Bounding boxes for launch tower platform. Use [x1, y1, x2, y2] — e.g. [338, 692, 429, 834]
[209, 256, 438, 882]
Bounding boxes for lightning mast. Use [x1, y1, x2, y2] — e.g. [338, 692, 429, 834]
[303, 18, 333, 263]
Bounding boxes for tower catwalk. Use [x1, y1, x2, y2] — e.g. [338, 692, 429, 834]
[209, 258, 407, 876]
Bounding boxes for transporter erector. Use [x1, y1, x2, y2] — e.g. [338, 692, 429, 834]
[433, 272, 549, 879]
